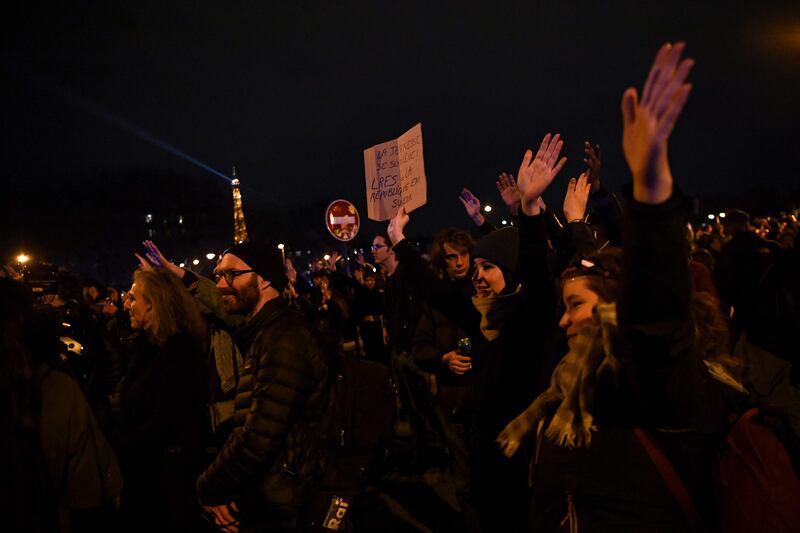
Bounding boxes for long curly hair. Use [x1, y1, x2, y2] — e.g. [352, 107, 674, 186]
[133, 268, 206, 345]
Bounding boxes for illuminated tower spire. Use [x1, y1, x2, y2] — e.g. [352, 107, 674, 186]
[231, 166, 249, 243]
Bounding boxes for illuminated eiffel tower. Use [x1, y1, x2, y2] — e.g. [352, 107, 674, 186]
[231, 166, 249, 244]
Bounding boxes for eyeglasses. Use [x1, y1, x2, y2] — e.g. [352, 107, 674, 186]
[370, 244, 387, 251]
[213, 269, 256, 284]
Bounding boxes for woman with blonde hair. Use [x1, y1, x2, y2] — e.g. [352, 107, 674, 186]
[115, 267, 209, 532]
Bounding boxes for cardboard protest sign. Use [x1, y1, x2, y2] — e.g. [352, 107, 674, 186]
[363, 123, 427, 221]
[325, 199, 360, 242]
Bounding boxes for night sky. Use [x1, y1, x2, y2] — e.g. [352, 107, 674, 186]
[3, 1, 799, 281]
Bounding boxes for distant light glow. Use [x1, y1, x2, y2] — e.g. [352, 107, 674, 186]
[206, 253, 216, 260]
[16, 253, 30, 264]
[323, 254, 331, 261]
[277, 243, 285, 250]
[501, 220, 508, 225]
[483, 205, 493, 213]
[179, 262, 185, 268]
[719, 212, 726, 218]
[145, 214, 153, 223]
[192, 259, 200, 266]
[707, 214, 716, 220]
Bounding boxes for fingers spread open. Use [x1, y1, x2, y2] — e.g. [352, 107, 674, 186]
[642, 42, 673, 106]
[520, 149, 534, 171]
[552, 156, 567, 178]
[654, 58, 694, 120]
[657, 83, 692, 143]
[535, 134, 552, 160]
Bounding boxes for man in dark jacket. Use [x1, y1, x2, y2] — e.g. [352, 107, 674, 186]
[197, 242, 329, 532]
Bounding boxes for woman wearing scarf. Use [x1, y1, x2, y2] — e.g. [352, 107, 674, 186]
[497, 43, 736, 531]
[466, 131, 568, 532]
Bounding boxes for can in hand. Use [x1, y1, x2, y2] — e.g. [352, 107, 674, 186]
[457, 337, 473, 356]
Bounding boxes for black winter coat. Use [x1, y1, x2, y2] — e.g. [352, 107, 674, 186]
[115, 331, 209, 531]
[196, 298, 330, 529]
[530, 194, 733, 532]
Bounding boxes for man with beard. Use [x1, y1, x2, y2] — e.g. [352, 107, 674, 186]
[197, 242, 330, 532]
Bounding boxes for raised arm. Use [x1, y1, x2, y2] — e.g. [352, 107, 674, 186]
[618, 42, 695, 365]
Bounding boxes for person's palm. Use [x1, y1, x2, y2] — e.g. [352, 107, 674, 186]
[517, 133, 567, 214]
[496, 173, 521, 212]
[622, 42, 693, 204]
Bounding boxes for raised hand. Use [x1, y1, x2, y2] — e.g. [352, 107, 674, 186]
[583, 142, 602, 193]
[459, 188, 485, 226]
[387, 206, 410, 246]
[517, 133, 567, 215]
[328, 251, 341, 271]
[142, 240, 184, 278]
[563, 172, 592, 223]
[621, 42, 693, 204]
[134, 253, 154, 271]
[496, 172, 521, 216]
[284, 258, 297, 284]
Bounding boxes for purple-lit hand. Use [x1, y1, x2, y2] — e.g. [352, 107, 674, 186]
[622, 42, 693, 204]
[134, 253, 154, 271]
[142, 240, 184, 278]
[459, 188, 485, 226]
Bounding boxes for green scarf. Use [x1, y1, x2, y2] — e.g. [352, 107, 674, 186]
[471, 284, 523, 341]
[497, 302, 621, 452]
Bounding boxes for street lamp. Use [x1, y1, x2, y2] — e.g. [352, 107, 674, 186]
[277, 243, 285, 263]
[206, 253, 216, 260]
[484, 205, 493, 213]
[192, 259, 200, 266]
[707, 214, 716, 220]
[718, 212, 726, 219]
[16, 253, 30, 264]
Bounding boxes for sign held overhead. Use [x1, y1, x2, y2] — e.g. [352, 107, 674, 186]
[363, 123, 427, 221]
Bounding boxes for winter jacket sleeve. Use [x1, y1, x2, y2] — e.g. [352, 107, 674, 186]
[618, 193, 709, 427]
[196, 325, 319, 505]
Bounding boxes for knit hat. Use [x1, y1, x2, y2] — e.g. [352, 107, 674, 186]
[222, 242, 288, 292]
[472, 227, 519, 275]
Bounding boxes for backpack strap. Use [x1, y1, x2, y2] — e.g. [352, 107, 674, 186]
[633, 428, 703, 532]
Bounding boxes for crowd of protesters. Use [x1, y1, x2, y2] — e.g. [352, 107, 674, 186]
[3, 42, 800, 532]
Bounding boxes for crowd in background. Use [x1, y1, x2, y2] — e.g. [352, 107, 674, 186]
[3, 43, 800, 533]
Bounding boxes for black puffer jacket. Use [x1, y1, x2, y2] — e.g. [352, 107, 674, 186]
[196, 298, 330, 528]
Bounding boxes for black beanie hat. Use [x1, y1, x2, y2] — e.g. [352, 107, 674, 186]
[223, 242, 288, 292]
[472, 227, 519, 275]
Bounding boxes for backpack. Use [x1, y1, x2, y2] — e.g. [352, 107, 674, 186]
[307, 353, 396, 531]
[637, 407, 800, 532]
[715, 408, 800, 532]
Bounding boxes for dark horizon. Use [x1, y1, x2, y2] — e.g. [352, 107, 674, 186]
[3, 1, 800, 281]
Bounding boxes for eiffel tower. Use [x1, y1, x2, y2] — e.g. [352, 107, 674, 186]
[231, 166, 248, 244]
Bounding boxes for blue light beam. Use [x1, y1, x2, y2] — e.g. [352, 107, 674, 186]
[74, 97, 232, 183]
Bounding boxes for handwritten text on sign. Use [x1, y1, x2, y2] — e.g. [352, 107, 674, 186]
[363, 123, 427, 221]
